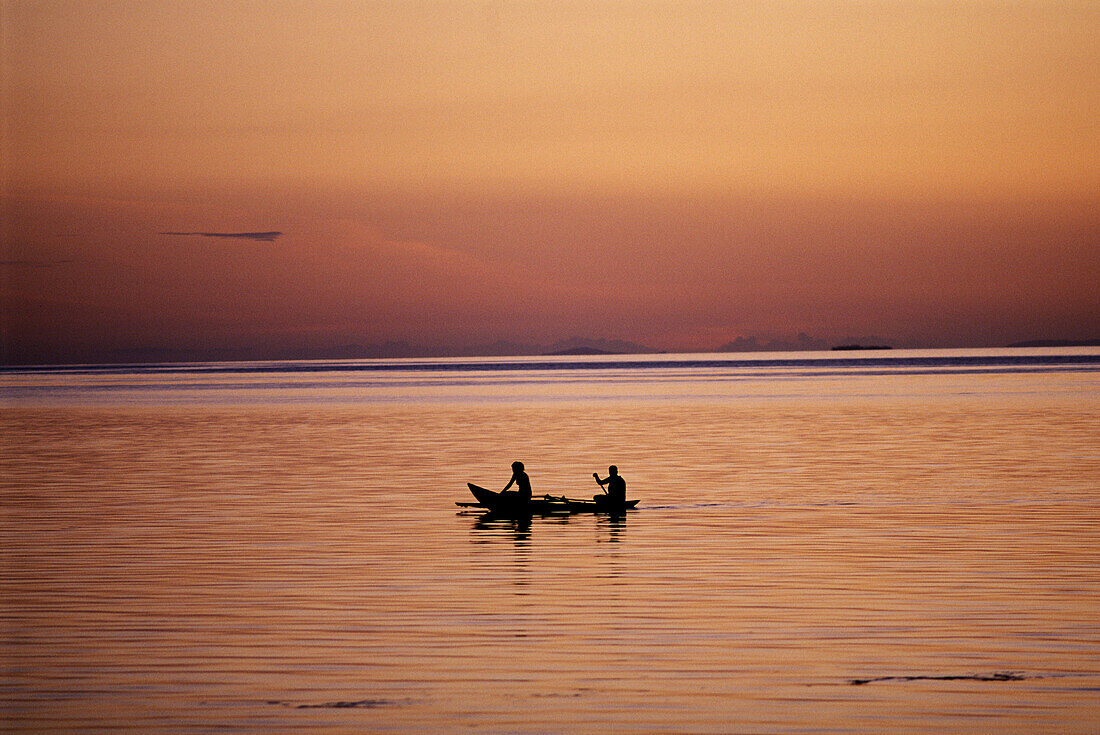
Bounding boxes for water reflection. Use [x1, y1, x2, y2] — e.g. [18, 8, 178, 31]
[470, 511, 533, 544]
[466, 509, 631, 547]
[597, 513, 627, 543]
[3, 353, 1098, 734]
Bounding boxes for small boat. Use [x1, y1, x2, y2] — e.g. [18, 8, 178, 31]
[458, 483, 639, 515]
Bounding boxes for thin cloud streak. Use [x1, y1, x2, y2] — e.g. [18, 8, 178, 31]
[0, 259, 75, 268]
[161, 231, 282, 242]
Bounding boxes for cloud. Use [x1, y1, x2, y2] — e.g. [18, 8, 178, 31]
[161, 231, 281, 242]
[0, 259, 75, 268]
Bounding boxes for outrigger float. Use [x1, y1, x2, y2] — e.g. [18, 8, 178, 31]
[458, 483, 639, 515]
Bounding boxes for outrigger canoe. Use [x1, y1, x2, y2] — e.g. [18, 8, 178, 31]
[458, 483, 639, 515]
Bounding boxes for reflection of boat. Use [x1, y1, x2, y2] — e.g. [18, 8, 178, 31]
[458, 483, 639, 515]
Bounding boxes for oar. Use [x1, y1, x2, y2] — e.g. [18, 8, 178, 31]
[593, 473, 613, 503]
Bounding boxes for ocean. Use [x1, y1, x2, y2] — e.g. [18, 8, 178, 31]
[2, 348, 1099, 733]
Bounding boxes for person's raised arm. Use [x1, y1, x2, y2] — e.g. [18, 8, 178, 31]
[593, 472, 606, 487]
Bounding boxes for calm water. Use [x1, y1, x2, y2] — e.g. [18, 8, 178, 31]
[2, 349, 1099, 733]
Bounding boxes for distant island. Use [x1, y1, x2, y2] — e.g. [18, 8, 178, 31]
[714, 334, 906, 352]
[1006, 339, 1100, 348]
[29, 333, 1100, 367]
[547, 346, 615, 356]
[831, 344, 893, 351]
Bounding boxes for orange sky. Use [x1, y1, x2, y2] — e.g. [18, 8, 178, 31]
[2, 1, 1098, 361]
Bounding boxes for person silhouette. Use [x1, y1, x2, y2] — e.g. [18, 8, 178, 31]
[593, 465, 626, 506]
[500, 460, 532, 505]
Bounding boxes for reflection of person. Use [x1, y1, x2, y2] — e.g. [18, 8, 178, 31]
[501, 461, 532, 504]
[593, 465, 626, 505]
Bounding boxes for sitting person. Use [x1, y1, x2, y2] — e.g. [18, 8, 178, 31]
[593, 465, 626, 505]
[500, 460, 532, 504]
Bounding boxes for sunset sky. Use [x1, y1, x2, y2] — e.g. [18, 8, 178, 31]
[2, 1, 1098, 362]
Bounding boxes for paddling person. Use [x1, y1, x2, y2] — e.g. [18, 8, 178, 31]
[500, 460, 532, 505]
[593, 465, 626, 506]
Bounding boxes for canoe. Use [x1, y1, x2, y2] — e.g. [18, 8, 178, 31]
[459, 483, 639, 515]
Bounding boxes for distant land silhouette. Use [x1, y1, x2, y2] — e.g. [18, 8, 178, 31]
[544, 338, 657, 356]
[548, 346, 614, 356]
[1007, 339, 1100, 348]
[6, 334, 1098, 366]
[716, 333, 906, 352]
[832, 344, 893, 351]
[718, 333, 828, 352]
[34, 336, 658, 365]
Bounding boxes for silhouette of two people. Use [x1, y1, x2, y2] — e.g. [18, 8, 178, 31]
[500, 461, 627, 508]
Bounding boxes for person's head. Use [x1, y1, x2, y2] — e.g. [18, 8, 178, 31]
[608, 465, 618, 475]
[512, 460, 524, 472]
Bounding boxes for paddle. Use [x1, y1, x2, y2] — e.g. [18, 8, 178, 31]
[593, 472, 608, 500]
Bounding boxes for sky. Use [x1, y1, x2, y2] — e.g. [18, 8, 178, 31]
[2, 0, 1098, 362]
